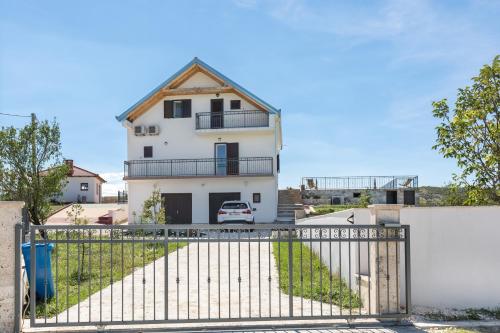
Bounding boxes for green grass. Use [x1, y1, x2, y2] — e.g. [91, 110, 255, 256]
[32, 232, 186, 318]
[48, 204, 68, 216]
[272, 241, 361, 309]
[309, 204, 363, 216]
[424, 308, 500, 321]
[428, 329, 481, 333]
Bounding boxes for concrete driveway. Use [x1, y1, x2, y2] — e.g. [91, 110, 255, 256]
[45, 235, 342, 325]
[46, 203, 128, 225]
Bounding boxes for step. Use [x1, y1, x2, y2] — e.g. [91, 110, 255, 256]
[277, 212, 295, 217]
[276, 216, 295, 223]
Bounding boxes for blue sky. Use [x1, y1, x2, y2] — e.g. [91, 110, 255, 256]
[1, 0, 499, 195]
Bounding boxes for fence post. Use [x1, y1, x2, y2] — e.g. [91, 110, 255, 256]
[367, 204, 403, 316]
[288, 229, 293, 317]
[0, 201, 25, 333]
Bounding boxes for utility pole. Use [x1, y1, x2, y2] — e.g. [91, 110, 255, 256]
[30, 113, 37, 226]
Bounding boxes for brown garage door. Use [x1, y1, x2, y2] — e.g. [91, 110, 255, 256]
[162, 193, 192, 224]
[209, 192, 241, 224]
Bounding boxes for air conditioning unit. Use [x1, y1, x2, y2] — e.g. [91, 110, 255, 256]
[134, 125, 146, 136]
[147, 125, 160, 136]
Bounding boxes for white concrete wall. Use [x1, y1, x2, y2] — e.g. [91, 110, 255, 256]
[401, 206, 500, 309]
[296, 211, 362, 291]
[128, 177, 278, 224]
[60, 176, 102, 203]
[299, 206, 500, 309]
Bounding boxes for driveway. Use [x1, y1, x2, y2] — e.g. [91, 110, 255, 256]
[45, 203, 128, 225]
[46, 235, 341, 324]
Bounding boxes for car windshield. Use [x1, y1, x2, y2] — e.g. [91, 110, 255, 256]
[222, 202, 248, 209]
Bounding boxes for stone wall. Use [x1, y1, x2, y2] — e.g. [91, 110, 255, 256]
[0, 201, 24, 333]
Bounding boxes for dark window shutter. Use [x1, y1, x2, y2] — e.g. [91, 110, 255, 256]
[144, 146, 153, 158]
[182, 99, 191, 118]
[164, 101, 173, 118]
[227, 143, 239, 175]
[277, 154, 280, 173]
[230, 100, 241, 110]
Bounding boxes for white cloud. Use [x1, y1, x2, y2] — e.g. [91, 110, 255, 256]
[100, 171, 126, 196]
[233, 0, 498, 67]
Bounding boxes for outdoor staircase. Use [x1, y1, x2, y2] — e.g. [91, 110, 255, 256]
[276, 189, 304, 223]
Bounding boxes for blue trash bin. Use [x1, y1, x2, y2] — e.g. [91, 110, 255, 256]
[22, 242, 55, 300]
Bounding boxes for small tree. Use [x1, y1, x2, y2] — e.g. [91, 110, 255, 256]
[432, 55, 500, 205]
[0, 116, 68, 226]
[141, 186, 166, 224]
[359, 190, 371, 208]
[66, 204, 89, 280]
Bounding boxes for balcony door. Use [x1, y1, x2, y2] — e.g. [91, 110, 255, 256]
[210, 99, 224, 129]
[215, 143, 239, 176]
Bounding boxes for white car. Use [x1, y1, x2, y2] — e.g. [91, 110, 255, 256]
[217, 201, 256, 224]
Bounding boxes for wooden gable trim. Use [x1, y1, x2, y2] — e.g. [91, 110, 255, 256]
[161, 86, 233, 96]
[231, 88, 268, 112]
[126, 65, 271, 121]
[127, 86, 269, 121]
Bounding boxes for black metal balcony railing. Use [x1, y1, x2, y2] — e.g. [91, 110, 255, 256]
[301, 175, 419, 190]
[124, 157, 273, 178]
[195, 110, 269, 130]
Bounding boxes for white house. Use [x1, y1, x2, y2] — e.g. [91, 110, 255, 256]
[59, 160, 106, 203]
[116, 58, 282, 224]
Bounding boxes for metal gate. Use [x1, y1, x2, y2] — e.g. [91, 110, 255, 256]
[16, 223, 411, 329]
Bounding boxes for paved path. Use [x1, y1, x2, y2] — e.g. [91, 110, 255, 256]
[42, 236, 342, 324]
[46, 203, 127, 225]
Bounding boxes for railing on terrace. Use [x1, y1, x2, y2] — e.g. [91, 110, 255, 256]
[196, 110, 269, 130]
[124, 157, 273, 178]
[301, 176, 418, 190]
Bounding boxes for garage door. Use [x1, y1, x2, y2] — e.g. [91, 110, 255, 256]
[162, 193, 192, 224]
[209, 192, 241, 224]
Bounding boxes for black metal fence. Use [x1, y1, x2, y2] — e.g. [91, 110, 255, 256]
[196, 111, 269, 130]
[16, 223, 411, 329]
[117, 190, 128, 203]
[302, 176, 419, 190]
[124, 157, 274, 178]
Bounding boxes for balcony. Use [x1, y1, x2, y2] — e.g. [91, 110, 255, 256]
[195, 110, 270, 132]
[124, 157, 274, 179]
[301, 176, 419, 190]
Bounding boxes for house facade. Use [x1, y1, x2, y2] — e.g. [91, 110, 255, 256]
[59, 160, 106, 203]
[116, 58, 282, 224]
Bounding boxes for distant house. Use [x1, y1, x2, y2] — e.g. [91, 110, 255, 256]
[301, 175, 418, 205]
[59, 160, 106, 203]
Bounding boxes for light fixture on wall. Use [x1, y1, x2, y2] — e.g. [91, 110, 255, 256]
[215, 93, 220, 97]
[218, 137, 221, 142]
[164, 141, 168, 145]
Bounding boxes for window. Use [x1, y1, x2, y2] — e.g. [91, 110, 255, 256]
[353, 192, 361, 198]
[222, 202, 248, 209]
[230, 100, 241, 110]
[164, 99, 192, 118]
[144, 146, 153, 158]
[253, 193, 261, 203]
[173, 101, 183, 118]
[80, 183, 89, 191]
